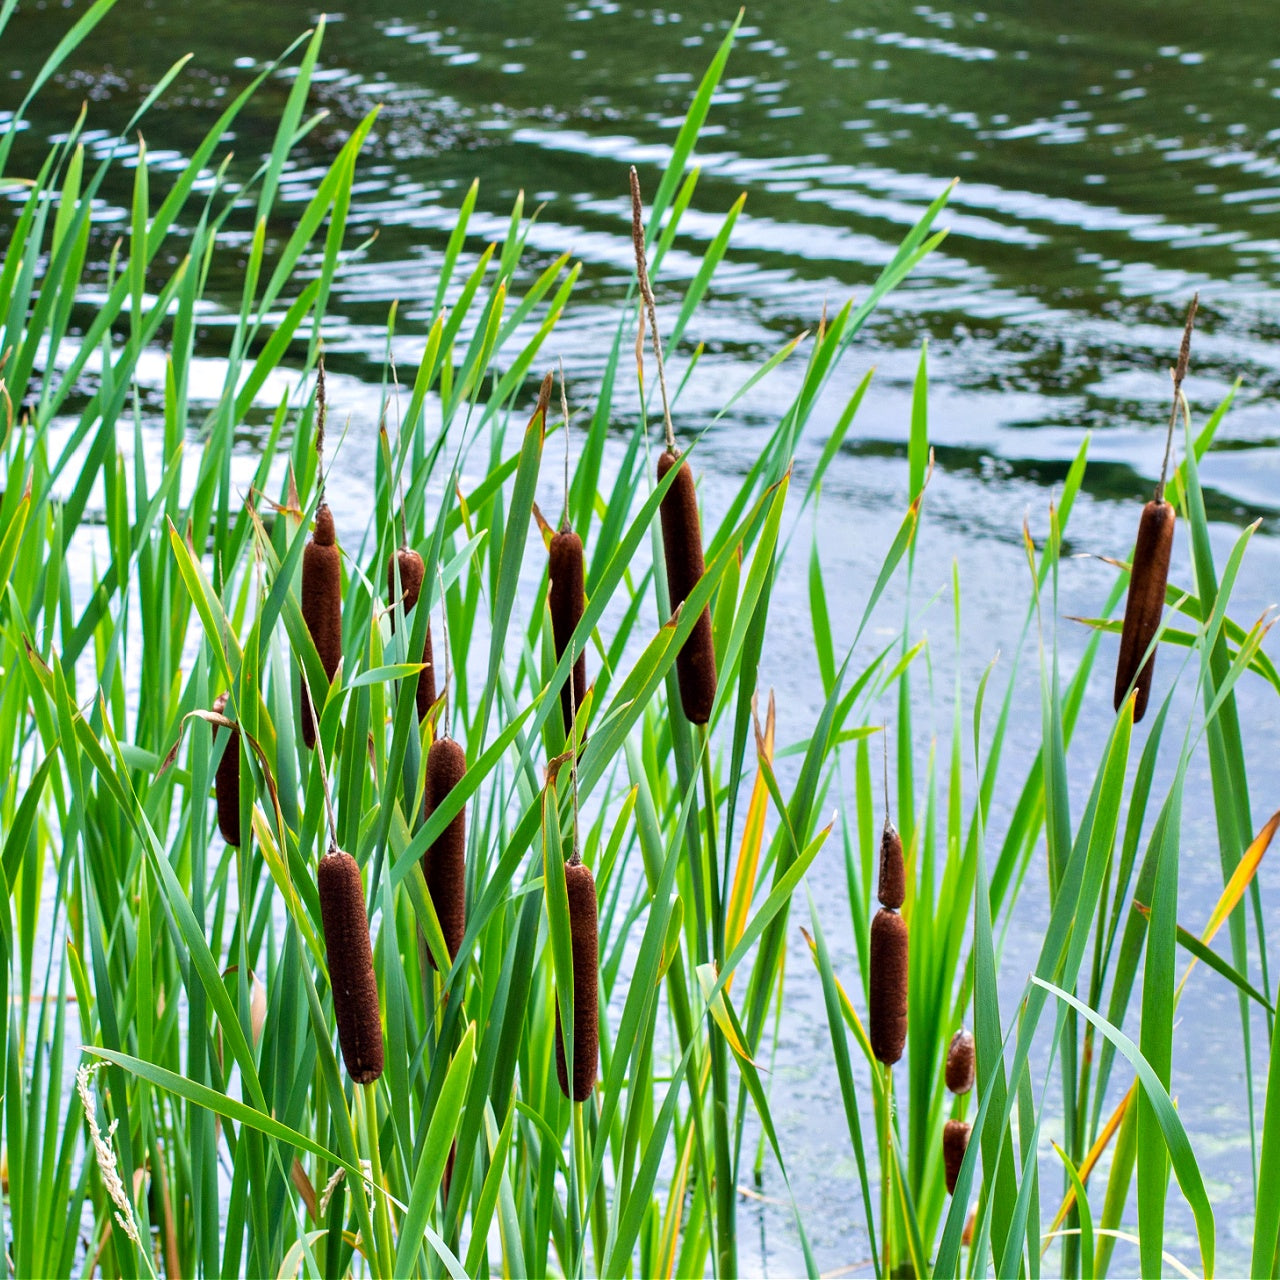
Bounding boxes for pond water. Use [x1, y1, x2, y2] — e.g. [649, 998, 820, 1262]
[6, 1, 1280, 1274]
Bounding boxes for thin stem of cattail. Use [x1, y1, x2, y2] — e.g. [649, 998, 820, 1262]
[304, 676, 339, 851]
[559, 356, 571, 529]
[315, 349, 327, 503]
[1157, 293, 1198, 501]
[437, 565, 451, 731]
[629, 166, 676, 454]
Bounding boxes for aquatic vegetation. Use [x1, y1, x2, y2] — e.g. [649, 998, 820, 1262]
[3, 5, 1279, 1280]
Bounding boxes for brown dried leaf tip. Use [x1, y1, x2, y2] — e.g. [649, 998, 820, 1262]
[943, 1119, 971, 1196]
[387, 546, 436, 724]
[300, 502, 343, 749]
[1112, 499, 1174, 723]
[212, 693, 241, 847]
[555, 860, 600, 1102]
[549, 527, 588, 735]
[945, 1027, 975, 1096]
[877, 819, 904, 910]
[423, 736, 467, 968]
[317, 849, 383, 1083]
[657, 450, 716, 725]
[868, 907, 908, 1065]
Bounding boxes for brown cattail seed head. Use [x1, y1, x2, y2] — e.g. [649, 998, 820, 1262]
[657, 450, 717, 725]
[944, 1119, 972, 1196]
[423, 736, 467, 967]
[946, 1027, 976, 1095]
[869, 907, 908, 1065]
[1113, 499, 1174, 724]
[555, 861, 600, 1102]
[548, 528, 588, 735]
[387, 547, 436, 723]
[212, 693, 241, 847]
[878, 820, 904, 910]
[300, 502, 343, 749]
[317, 849, 383, 1083]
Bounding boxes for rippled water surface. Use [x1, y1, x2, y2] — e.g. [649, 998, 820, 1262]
[6, 1, 1280, 1273]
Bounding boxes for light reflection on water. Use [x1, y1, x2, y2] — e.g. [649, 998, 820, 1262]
[6, 1, 1280, 1272]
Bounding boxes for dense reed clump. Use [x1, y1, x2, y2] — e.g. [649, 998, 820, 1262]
[387, 545, 437, 723]
[211, 693, 240, 847]
[548, 524, 588, 735]
[1112, 295, 1196, 723]
[300, 501, 343, 749]
[657, 449, 717, 724]
[943, 1119, 971, 1197]
[317, 848, 384, 1083]
[945, 1027, 975, 1095]
[423, 735, 467, 966]
[555, 859, 600, 1102]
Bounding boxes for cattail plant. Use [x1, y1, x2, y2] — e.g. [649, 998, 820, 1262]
[548, 370, 588, 735]
[423, 734, 467, 967]
[943, 1119, 972, 1197]
[630, 166, 717, 726]
[300, 364, 343, 750]
[1113, 295, 1196, 723]
[945, 1027, 975, 1095]
[317, 847, 384, 1083]
[387, 544, 437, 723]
[211, 692, 240, 847]
[555, 859, 600, 1102]
[871, 756, 908, 1064]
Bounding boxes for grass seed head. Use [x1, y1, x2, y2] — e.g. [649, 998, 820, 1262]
[423, 736, 467, 966]
[1113, 498, 1175, 723]
[548, 528, 588, 735]
[657, 449, 716, 725]
[869, 907, 908, 1065]
[211, 693, 240, 847]
[946, 1027, 975, 1095]
[944, 1119, 972, 1196]
[317, 849, 383, 1083]
[878, 820, 904, 909]
[300, 501, 343, 749]
[555, 860, 599, 1102]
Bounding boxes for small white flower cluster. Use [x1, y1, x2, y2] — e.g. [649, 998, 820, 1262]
[74, 1064, 142, 1251]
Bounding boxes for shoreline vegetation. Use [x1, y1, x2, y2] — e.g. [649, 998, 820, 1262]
[2, 4, 1277, 1277]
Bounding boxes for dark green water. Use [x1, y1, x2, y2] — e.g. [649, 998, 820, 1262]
[6, 1, 1280, 1273]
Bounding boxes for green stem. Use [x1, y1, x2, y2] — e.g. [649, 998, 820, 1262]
[360, 1082, 395, 1280]
[881, 1067, 893, 1279]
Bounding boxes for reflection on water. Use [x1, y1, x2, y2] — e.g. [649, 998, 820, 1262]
[5, 1, 1280, 1273]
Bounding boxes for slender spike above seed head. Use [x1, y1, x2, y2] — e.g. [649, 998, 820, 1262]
[317, 849, 383, 1083]
[943, 1119, 972, 1196]
[422, 735, 467, 967]
[878, 819, 904, 910]
[300, 502, 343, 749]
[868, 907, 908, 1065]
[548, 528, 588, 735]
[1113, 499, 1174, 723]
[212, 693, 241, 847]
[657, 449, 716, 724]
[555, 860, 599, 1102]
[946, 1027, 975, 1095]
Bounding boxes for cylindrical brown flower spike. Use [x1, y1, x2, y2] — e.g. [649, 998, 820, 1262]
[1113, 499, 1175, 723]
[387, 546, 437, 724]
[555, 860, 600, 1102]
[657, 449, 717, 725]
[422, 736, 467, 967]
[211, 693, 241, 847]
[869, 907, 908, 1065]
[943, 1119, 972, 1196]
[946, 1027, 975, 1096]
[317, 848, 383, 1083]
[878, 819, 904, 910]
[300, 503, 343, 750]
[548, 525, 588, 735]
